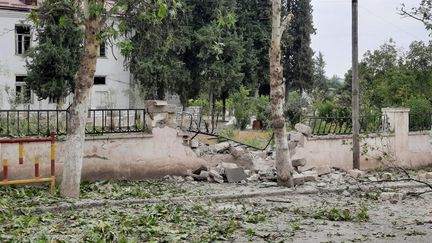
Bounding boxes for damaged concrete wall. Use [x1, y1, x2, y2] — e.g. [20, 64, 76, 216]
[296, 108, 432, 170]
[0, 127, 206, 182]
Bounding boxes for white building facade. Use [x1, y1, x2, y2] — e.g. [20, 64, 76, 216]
[0, 0, 132, 110]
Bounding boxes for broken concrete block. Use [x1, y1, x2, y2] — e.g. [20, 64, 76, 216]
[292, 157, 307, 167]
[225, 168, 247, 183]
[380, 192, 405, 202]
[316, 182, 327, 187]
[250, 151, 267, 159]
[314, 166, 331, 176]
[294, 123, 312, 136]
[193, 165, 208, 175]
[229, 146, 246, 159]
[212, 142, 231, 153]
[293, 174, 305, 186]
[288, 131, 305, 146]
[221, 162, 238, 169]
[381, 172, 393, 181]
[301, 171, 318, 182]
[190, 139, 199, 149]
[342, 190, 351, 197]
[209, 169, 224, 183]
[330, 173, 344, 183]
[199, 171, 210, 178]
[247, 174, 260, 182]
[348, 169, 366, 178]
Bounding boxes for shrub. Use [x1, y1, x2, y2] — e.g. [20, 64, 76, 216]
[230, 86, 255, 129]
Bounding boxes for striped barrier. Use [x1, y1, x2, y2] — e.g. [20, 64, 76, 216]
[0, 133, 56, 193]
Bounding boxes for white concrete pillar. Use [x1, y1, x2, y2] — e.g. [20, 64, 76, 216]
[382, 108, 410, 160]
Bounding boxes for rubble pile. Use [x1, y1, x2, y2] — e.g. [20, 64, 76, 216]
[170, 123, 432, 191]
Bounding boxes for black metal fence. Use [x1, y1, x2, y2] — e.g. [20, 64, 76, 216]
[0, 108, 146, 137]
[306, 115, 385, 135]
[409, 112, 432, 132]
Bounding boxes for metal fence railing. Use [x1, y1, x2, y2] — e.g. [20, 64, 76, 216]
[0, 108, 147, 137]
[409, 112, 432, 132]
[306, 115, 385, 136]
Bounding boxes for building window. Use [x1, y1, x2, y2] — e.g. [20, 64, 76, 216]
[15, 76, 31, 103]
[49, 96, 66, 104]
[15, 25, 31, 55]
[98, 41, 106, 57]
[94, 76, 106, 85]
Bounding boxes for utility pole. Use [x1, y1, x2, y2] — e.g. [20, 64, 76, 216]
[352, 0, 360, 169]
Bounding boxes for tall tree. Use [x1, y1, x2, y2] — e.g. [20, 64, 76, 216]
[121, 1, 195, 105]
[401, 0, 432, 34]
[26, 0, 82, 103]
[270, 0, 294, 187]
[312, 52, 327, 91]
[29, 0, 172, 198]
[194, 1, 245, 131]
[283, 0, 315, 94]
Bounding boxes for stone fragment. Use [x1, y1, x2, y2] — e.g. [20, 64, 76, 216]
[316, 182, 327, 187]
[293, 174, 305, 186]
[314, 166, 332, 176]
[368, 176, 378, 182]
[426, 172, 432, 179]
[192, 165, 208, 175]
[292, 157, 307, 167]
[380, 192, 405, 202]
[288, 131, 305, 146]
[330, 173, 344, 183]
[221, 162, 238, 169]
[225, 168, 248, 183]
[212, 142, 231, 153]
[294, 123, 312, 136]
[302, 171, 318, 182]
[247, 174, 260, 182]
[190, 139, 199, 149]
[199, 171, 210, 178]
[244, 169, 253, 177]
[185, 176, 195, 181]
[381, 172, 393, 181]
[209, 169, 224, 183]
[251, 156, 274, 172]
[250, 151, 267, 159]
[229, 146, 246, 159]
[348, 169, 366, 178]
[342, 190, 351, 197]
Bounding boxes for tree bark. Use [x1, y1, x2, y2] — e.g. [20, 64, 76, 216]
[61, 3, 101, 198]
[270, 0, 293, 187]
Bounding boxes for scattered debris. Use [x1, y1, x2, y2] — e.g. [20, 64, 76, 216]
[225, 168, 248, 183]
[349, 169, 366, 178]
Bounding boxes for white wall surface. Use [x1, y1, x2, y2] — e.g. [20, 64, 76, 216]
[0, 9, 131, 110]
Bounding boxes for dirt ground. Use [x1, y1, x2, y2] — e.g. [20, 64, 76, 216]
[195, 183, 432, 243]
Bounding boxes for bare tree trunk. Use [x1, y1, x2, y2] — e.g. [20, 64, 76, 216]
[270, 0, 293, 187]
[61, 5, 101, 198]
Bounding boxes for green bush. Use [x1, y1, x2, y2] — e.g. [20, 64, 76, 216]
[230, 86, 255, 129]
[404, 96, 432, 130]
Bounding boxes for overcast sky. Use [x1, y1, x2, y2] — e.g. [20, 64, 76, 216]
[311, 0, 430, 79]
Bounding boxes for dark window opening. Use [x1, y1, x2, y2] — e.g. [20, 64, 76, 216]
[99, 41, 106, 57]
[15, 25, 31, 55]
[15, 76, 31, 103]
[94, 76, 106, 85]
